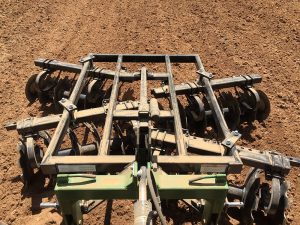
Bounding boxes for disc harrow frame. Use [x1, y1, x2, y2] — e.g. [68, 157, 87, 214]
[5, 54, 300, 225]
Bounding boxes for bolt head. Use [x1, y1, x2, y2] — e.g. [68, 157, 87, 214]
[233, 130, 240, 136]
[226, 140, 231, 145]
[137, 169, 142, 177]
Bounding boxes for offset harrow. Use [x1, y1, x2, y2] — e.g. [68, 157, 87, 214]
[5, 54, 300, 225]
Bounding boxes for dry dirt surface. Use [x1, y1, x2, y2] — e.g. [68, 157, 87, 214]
[0, 0, 300, 224]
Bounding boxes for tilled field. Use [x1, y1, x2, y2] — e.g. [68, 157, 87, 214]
[0, 0, 299, 224]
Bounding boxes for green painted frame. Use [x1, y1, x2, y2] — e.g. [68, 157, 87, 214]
[55, 166, 227, 225]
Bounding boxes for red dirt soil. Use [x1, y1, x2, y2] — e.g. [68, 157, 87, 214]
[0, 0, 299, 224]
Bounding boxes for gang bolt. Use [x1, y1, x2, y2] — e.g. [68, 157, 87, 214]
[233, 130, 240, 136]
[68, 105, 73, 110]
[226, 140, 231, 145]
[61, 98, 66, 103]
[137, 169, 142, 177]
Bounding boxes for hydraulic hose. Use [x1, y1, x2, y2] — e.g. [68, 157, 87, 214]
[146, 168, 167, 225]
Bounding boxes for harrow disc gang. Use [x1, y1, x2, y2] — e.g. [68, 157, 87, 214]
[6, 54, 300, 225]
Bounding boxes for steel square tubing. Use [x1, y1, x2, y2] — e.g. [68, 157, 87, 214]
[36, 55, 204, 73]
[7, 106, 171, 135]
[235, 146, 292, 175]
[194, 55, 231, 139]
[135, 67, 149, 149]
[152, 74, 262, 97]
[42, 147, 295, 175]
[42, 155, 241, 174]
[156, 155, 242, 174]
[34, 58, 169, 81]
[91, 54, 199, 63]
[41, 59, 92, 165]
[9, 101, 139, 134]
[139, 67, 148, 114]
[150, 130, 225, 155]
[165, 55, 187, 155]
[113, 110, 172, 120]
[49, 155, 135, 174]
[202, 77, 231, 138]
[98, 55, 123, 155]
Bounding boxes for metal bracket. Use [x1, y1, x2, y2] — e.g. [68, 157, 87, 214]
[59, 98, 77, 112]
[197, 70, 214, 80]
[222, 131, 241, 148]
[79, 55, 95, 64]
